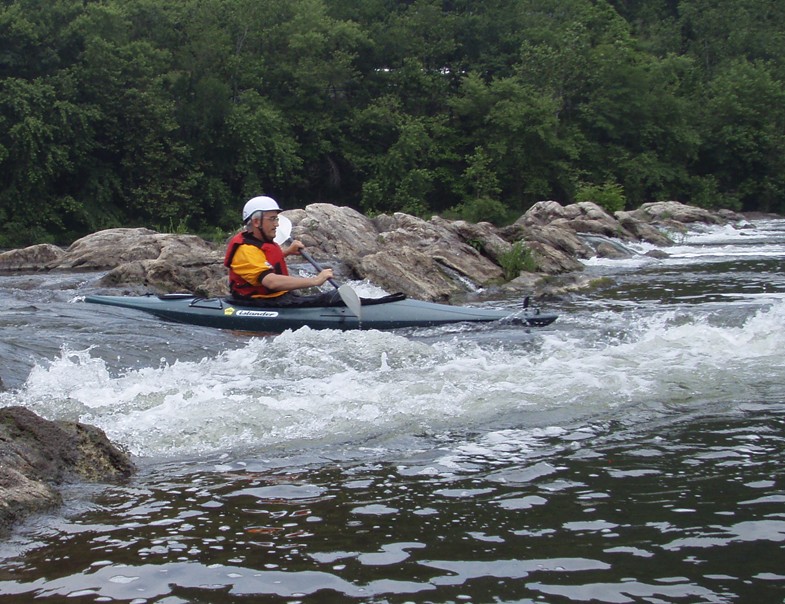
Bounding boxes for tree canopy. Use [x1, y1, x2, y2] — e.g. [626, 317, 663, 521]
[1, 0, 783, 246]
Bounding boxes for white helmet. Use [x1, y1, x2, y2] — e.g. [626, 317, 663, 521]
[242, 196, 281, 223]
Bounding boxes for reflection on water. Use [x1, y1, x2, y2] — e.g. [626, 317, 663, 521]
[1, 407, 784, 602]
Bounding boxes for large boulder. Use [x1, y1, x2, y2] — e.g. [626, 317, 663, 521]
[510, 201, 640, 267]
[58, 228, 228, 296]
[0, 244, 64, 272]
[99, 259, 228, 298]
[285, 204, 381, 265]
[377, 214, 504, 285]
[520, 201, 639, 242]
[439, 218, 514, 265]
[358, 247, 460, 301]
[287, 207, 508, 300]
[617, 201, 744, 233]
[56, 228, 222, 270]
[499, 221, 593, 273]
[0, 406, 135, 535]
[615, 213, 673, 246]
[518, 200, 569, 226]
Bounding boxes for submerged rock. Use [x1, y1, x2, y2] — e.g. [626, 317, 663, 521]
[0, 406, 135, 535]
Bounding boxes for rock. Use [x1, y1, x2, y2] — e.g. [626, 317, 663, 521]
[616, 201, 743, 235]
[0, 467, 58, 528]
[0, 244, 64, 272]
[523, 200, 673, 246]
[560, 201, 627, 238]
[358, 247, 459, 301]
[376, 214, 504, 288]
[718, 208, 747, 222]
[287, 204, 381, 266]
[99, 259, 228, 298]
[525, 239, 586, 274]
[501, 272, 551, 295]
[441, 219, 513, 266]
[517, 200, 568, 226]
[503, 272, 602, 298]
[514, 201, 634, 266]
[615, 213, 673, 245]
[595, 241, 631, 259]
[289, 207, 506, 300]
[0, 406, 134, 535]
[0, 200, 750, 301]
[521, 224, 595, 260]
[519, 200, 620, 235]
[499, 222, 591, 274]
[57, 228, 222, 271]
[55, 228, 228, 297]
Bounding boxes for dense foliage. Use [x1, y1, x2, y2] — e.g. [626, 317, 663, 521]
[2, 0, 784, 246]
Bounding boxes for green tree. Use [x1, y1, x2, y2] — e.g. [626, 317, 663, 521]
[575, 181, 627, 213]
[0, 76, 94, 245]
[514, 0, 699, 205]
[450, 72, 574, 212]
[3, 0, 785, 247]
[696, 59, 785, 212]
[69, 3, 196, 228]
[461, 147, 502, 202]
[225, 90, 303, 201]
[679, 0, 785, 77]
[355, 105, 455, 217]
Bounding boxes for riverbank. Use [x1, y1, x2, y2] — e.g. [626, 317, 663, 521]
[0, 200, 749, 302]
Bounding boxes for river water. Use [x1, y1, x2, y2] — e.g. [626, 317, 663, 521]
[1, 218, 784, 603]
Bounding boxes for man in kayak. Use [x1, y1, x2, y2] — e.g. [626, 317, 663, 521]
[224, 196, 341, 306]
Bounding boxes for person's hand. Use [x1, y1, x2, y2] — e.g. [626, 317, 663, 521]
[314, 268, 334, 285]
[284, 240, 304, 256]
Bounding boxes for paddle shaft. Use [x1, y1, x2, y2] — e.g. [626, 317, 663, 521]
[298, 248, 340, 290]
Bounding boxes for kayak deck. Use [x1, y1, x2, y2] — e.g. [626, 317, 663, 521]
[84, 293, 558, 332]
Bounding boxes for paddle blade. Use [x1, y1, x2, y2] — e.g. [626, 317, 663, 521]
[338, 283, 362, 320]
[274, 214, 293, 246]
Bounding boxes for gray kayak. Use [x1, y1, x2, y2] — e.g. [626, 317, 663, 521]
[84, 293, 558, 332]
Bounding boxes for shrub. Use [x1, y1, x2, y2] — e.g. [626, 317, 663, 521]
[454, 197, 511, 225]
[576, 182, 627, 213]
[499, 241, 537, 280]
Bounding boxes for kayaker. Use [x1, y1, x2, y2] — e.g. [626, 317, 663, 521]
[224, 196, 341, 306]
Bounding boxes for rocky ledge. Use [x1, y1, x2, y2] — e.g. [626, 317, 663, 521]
[0, 406, 135, 535]
[0, 200, 750, 301]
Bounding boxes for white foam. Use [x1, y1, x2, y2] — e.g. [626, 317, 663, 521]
[5, 300, 783, 459]
[583, 219, 785, 268]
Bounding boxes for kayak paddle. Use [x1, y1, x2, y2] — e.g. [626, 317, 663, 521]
[274, 215, 362, 319]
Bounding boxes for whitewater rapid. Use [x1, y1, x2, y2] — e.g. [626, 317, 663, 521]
[5, 296, 783, 460]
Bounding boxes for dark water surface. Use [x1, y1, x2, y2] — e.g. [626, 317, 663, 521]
[1, 219, 784, 603]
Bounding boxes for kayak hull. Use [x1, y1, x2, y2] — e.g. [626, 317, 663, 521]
[84, 293, 558, 332]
